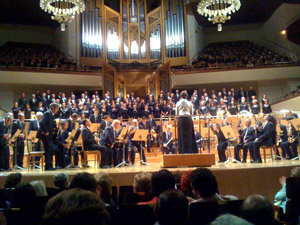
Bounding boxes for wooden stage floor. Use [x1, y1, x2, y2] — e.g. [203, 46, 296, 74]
[1, 159, 300, 201]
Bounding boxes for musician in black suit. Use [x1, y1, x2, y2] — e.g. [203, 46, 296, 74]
[162, 126, 176, 154]
[82, 119, 112, 168]
[278, 124, 292, 159]
[90, 109, 102, 123]
[29, 94, 38, 112]
[99, 114, 111, 134]
[248, 86, 256, 101]
[0, 114, 13, 171]
[28, 112, 43, 167]
[128, 119, 146, 165]
[251, 115, 277, 163]
[39, 103, 60, 170]
[138, 117, 152, 153]
[11, 113, 26, 169]
[100, 120, 121, 167]
[289, 123, 299, 159]
[212, 123, 228, 163]
[18, 93, 27, 110]
[68, 113, 79, 132]
[55, 120, 70, 168]
[234, 119, 256, 162]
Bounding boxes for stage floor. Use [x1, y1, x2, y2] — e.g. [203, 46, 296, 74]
[1, 159, 300, 201]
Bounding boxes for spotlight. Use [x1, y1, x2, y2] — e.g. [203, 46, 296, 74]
[280, 30, 286, 35]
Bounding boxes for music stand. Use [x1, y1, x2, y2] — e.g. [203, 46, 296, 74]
[221, 125, 240, 164]
[132, 129, 149, 165]
[115, 127, 130, 168]
[11, 129, 26, 170]
[290, 119, 300, 160]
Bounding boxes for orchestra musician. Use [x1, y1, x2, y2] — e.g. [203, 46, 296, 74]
[90, 108, 102, 123]
[11, 113, 26, 169]
[82, 119, 112, 168]
[100, 120, 121, 167]
[0, 114, 13, 171]
[55, 120, 70, 169]
[278, 124, 292, 160]
[128, 119, 146, 165]
[39, 103, 60, 170]
[288, 121, 299, 159]
[234, 119, 256, 163]
[176, 90, 198, 154]
[115, 119, 130, 165]
[162, 125, 176, 154]
[212, 123, 228, 163]
[251, 115, 277, 163]
[138, 117, 152, 153]
[99, 113, 111, 134]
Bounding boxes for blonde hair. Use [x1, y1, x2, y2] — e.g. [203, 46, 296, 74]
[133, 172, 152, 194]
[291, 167, 300, 177]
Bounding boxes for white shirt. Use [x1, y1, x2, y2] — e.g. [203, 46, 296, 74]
[176, 99, 193, 116]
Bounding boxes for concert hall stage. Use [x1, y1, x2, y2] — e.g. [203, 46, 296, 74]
[1, 159, 300, 201]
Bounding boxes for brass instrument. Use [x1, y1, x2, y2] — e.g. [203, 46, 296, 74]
[287, 121, 295, 143]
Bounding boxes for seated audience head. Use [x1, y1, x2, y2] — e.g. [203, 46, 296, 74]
[13, 183, 37, 209]
[53, 173, 69, 190]
[210, 214, 252, 225]
[240, 194, 274, 225]
[189, 168, 218, 199]
[43, 189, 110, 225]
[155, 189, 188, 225]
[30, 180, 48, 197]
[180, 170, 194, 198]
[291, 167, 300, 177]
[94, 172, 113, 204]
[133, 172, 152, 195]
[152, 169, 176, 197]
[69, 172, 97, 193]
[4, 173, 22, 189]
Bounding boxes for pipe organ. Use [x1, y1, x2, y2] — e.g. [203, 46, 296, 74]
[80, 0, 188, 66]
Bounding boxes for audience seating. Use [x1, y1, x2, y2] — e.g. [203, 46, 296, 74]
[116, 205, 156, 225]
[286, 177, 300, 224]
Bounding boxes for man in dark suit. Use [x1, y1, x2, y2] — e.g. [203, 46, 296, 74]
[29, 94, 38, 112]
[251, 115, 277, 163]
[11, 113, 26, 169]
[99, 114, 111, 134]
[82, 119, 112, 168]
[234, 119, 256, 163]
[55, 120, 70, 169]
[100, 120, 120, 167]
[68, 113, 79, 132]
[138, 117, 152, 153]
[0, 114, 13, 171]
[90, 109, 102, 123]
[18, 93, 27, 111]
[238, 87, 247, 100]
[278, 124, 292, 159]
[39, 103, 60, 170]
[248, 86, 256, 101]
[162, 126, 176, 154]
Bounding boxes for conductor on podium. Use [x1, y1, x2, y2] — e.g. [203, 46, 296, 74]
[175, 91, 198, 154]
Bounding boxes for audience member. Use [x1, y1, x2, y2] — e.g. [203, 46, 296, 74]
[138, 169, 176, 205]
[210, 214, 253, 225]
[180, 170, 195, 201]
[30, 180, 48, 197]
[274, 167, 300, 214]
[133, 172, 152, 196]
[155, 189, 189, 225]
[189, 168, 237, 203]
[241, 194, 279, 225]
[53, 172, 69, 191]
[69, 172, 97, 193]
[4, 173, 22, 188]
[94, 172, 114, 207]
[42, 189, 110, 225]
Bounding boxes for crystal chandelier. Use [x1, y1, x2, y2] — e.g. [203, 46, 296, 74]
[40, 0, 85, 31]
[197, 0, 241, 31]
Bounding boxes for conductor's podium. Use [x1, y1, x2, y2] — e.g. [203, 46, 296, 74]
[162, 153, 215, 168]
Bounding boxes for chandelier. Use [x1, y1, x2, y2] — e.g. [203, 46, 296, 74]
[197, 0, 241, 31]
[40, 0, 85, 31]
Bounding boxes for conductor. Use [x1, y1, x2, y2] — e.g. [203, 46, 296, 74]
[175, 90, 198, 154]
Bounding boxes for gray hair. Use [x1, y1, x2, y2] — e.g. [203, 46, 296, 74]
[50, 103, 59, 110]
[210, 214, 253, 225]
[291, 167, 300, 177]
[53, 173, 69, 189]
[30, 180, 47, 197]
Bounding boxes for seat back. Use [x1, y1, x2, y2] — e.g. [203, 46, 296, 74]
[286, 177, 300, 224]
[188, 201, 219, 225]
[116, 205, 155, 225]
